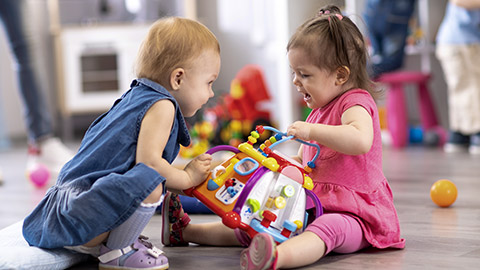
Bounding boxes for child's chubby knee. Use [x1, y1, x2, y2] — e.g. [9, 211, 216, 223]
[144, 182, 164, 204]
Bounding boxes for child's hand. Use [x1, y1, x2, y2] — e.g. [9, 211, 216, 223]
[287, 121, 311, 141]
[184, 153, 212, 187]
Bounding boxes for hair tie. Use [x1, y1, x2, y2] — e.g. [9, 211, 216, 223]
[319, 9, 343, 21]
[317, 9, 331, 16]
[327, 13, 343, 22]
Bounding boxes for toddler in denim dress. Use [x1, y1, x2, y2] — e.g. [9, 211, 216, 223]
[22, 17, 221, 270]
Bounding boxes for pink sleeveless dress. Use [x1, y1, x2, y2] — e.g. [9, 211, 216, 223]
[304, 89, 405, 249]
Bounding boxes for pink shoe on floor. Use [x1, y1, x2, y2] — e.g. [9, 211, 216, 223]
[98, 235, 168, 270]
[161, 192, 191, 246]
[240, 233, 278, 270]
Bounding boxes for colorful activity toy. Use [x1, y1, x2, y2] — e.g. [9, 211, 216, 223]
[184, 126, 323, 243]
[430, 179, 457, 207]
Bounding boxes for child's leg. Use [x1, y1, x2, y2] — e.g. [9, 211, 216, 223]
[106, 182, 164, 249]
[276, 213, 369, 269]
[184, 221, 241, 246]
[97, 183, 168, 269]
[81, 183, 165, 248]
[241, 213, 369, 269]
[84, 232, 110, 247]
[162, 192, 241, 246]
[276, 231, 326, 268]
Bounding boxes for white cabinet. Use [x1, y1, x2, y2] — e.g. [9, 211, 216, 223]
[55, 24, 149, 115]
[47, 0, 196, 137]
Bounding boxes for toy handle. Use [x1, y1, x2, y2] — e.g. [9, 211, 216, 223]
[260, 126, 320, 167]
[206, 145, 240, 155]
[305, 189, 323, 217]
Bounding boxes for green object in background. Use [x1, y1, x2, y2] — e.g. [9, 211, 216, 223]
[302, 106, 312, 120]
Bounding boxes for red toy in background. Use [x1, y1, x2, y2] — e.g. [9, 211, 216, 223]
[180, 65, 273, 158]
[227, 64, 271, 125]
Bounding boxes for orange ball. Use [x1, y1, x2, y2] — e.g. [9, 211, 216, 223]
[430, 179, 457, 207]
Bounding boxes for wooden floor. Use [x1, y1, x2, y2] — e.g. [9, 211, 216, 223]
[1, 142, 480, 269]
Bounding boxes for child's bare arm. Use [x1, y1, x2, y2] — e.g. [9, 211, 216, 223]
[136, 100, 211, 191]
[287, 105, 374, 155]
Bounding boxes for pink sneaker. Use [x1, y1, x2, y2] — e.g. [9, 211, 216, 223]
[240, 233, 277, 270]
[98, 236, 168, 270]
[161, 192, 191, 246]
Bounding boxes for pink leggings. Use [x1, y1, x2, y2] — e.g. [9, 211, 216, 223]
[235, 213, 370, 255]
[305, 213, 370, 255]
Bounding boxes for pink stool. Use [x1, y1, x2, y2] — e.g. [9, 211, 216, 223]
[377, 71, 445, 148]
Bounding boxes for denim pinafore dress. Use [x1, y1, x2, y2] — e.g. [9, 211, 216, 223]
[22, 78, 190, 248]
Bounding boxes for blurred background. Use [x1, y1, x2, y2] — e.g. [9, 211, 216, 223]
[0, 0, 448, 148]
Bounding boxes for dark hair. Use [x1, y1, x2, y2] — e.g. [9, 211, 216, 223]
[287, 5, 379, 99]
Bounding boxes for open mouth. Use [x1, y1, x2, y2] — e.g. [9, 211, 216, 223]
[303, 93, 312, 103]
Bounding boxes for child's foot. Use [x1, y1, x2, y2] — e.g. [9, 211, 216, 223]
[469, 133, 480, 155]
[98, 235, 168, 270]
[240, 233, 277, 270]
[161, 192, 191, 246]
[444, 131, 469, 153]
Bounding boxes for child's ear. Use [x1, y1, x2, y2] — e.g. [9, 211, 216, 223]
[170, 68, 185, 90]
[335, 66, 350, 85]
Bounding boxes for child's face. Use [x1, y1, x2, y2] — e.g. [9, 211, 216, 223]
[174, 49, 221, 117]
[288, 48, 345, 109]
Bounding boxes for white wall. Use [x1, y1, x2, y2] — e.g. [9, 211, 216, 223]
[198, 0, 340, 131]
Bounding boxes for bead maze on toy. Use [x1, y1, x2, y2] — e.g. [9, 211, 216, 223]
[184, 126, 323, 243]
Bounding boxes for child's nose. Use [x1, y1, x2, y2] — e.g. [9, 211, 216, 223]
[292, 75, 301, 86]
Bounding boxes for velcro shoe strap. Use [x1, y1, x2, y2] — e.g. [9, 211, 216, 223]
[147, 245, 164, 258]
[98, 246, 133, 263]
[172, 213, 191, 231]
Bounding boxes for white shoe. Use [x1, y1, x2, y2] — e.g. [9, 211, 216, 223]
[469, 145, 480, 155]
[28, 137, 74, 176]
[443, 143, 468, 154]
[469, 134, 480, 155]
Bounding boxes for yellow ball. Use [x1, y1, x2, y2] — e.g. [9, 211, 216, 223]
[430, 179, 457, 207]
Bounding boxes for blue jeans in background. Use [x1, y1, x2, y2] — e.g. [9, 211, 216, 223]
[0, 0, 53, 142]
[363, 0, 416, 78]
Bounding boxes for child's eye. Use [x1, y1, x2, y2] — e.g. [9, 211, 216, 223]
[300, 73, 309, 78]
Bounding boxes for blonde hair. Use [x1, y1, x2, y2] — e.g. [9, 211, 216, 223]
[287, 5, 379, 100]
[135, 17, 220, 87]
